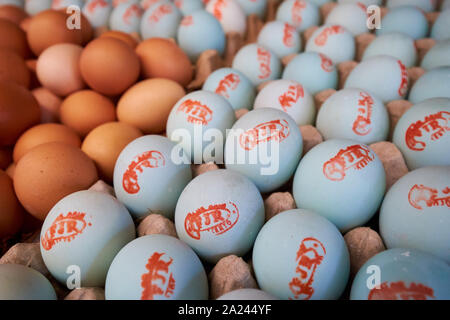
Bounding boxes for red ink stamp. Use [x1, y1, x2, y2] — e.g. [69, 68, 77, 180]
[123, 151, 166, 194]
[86, 0, 109, 14]
[352, 92, 374, 136]
[212, 0, 226, 21]
[240, 119, 290, 150]
[408, 184, 450, 210]
[405, 111, 450, 151]
[289, 237, 326, 300]
[123, 4, 143, 24]
[368, 281, 435, 300]
[278, 84, 304, 112]
[41, 212, 91, 251]
[314, 25, 345, 46]
[215, 73, 240, 98]
[176, 99, 213, 125]
[181, 15, 193, 26]
[283, 23, 296, 47]
[184, 202, 239, 240]
[257, 47, 272, 80]
[141, 252, 176, 300]
[291, 0, 306, 27]
[148, 4, 172, 24]
[174, 0, 183, 9]
[398, 60, 408, 97]
[357, 2, 367, 14]
[319, 53, 333, 72]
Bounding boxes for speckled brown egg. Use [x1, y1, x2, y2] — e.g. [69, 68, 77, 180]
[100, 30, 138, 49]
[31, 87, 62, 123]
[0, 5, 28, 25]
[0, 48, 30, 87]
[0, 18, 30, 58]
[0, 169, 24, 238]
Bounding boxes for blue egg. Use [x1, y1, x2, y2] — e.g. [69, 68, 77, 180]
[282, 52, 338, 95]
[316, 88, 390, 144]
[177, 10, 225, 62]
[202, 67, 256, 111]
[376, 5, 429, 40]
[408, 67, 450, 104]
[293, 139, 385, 232]
[431, 9, 450, 41]
[109, 1, 142, 34]
[338, 0, 382, 5]
[276, 0, 320, 32]
[140, 1, 182, 39]
[217, 288, 277, 300]
[205, 0, 247, 36]
[350, 248, 450, 300]
[114, 135, 192, 219]
[421, 40, 450, 70]
[232, 43, 282, 86]
[83, 0, 113, 28]
[40, 190, 136, 287]
[257, 21, 302, 58]
[314, 0, 338, 5]
[0, 264, 56, 300]
[25, 0, 52, 15]
[174, 0, 203, 15]
[387, 0, 436, 12]
[393, 98, 450, 170]
[51, 0, 83, 10]
[379, 166, 450, 263]
[225, 108, 303, 192]
[325, 3, 368, 35]
[235, 0, 268, 18]
[0, 0, 23, 8]
[105, 234, 209, 300]
[253, 209, 350, 300]
[174, 169, 264, 263]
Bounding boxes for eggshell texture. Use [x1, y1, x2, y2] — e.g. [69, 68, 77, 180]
[83, 0, 113, 28]
[140, 0, 161, 10]
[206, 0, 247, 36]
[40, 190, 135, 287]
[136, 38, 193, 87]
[80, 37, 140, 96]
[0, 264, 56, 300]
[350, 248, 450, 300]
[109, 2, 143, 34]
[387, 0, 436, 12]
[0, 18, 29, 58]
[26, 10, 83, 56]
[257, 21, 301, 59]
[392, 98, 450, 170]
[376, 6, 428, 40]
[276, 0, 320, 32]
[0, 170, 24, 238]
[99, 30, 138, 49]
[253, 209, 350, 300]
[117, 79, 186, 134]
[114, 135, 192, 219]
[173, 0, 204, 16]
[325, 3, 368, 36]
[0, 81, 40, 146]
[175, 169, 264, 263]
[25, 0, 52, 16]
[293, 139, 386, 232]
[0, 5, 28, 25]
[105, 234, 209, 300]
[51, 0, 84, 10]
[235, 0, 267, 18]
[140, 1, 182, 39]
[379, 167, 450, 263]
[338, 0, 381, 5]
[421, 40, 450, 70]
[31, 87, 62, 123]
[81, 121, 143, 182]
[13, 142, 98, 221]
[408, 67, 450, 104]
[217, 288, 277, 300]
[0, 48, 30, 87]
[60, 90, 117, 137]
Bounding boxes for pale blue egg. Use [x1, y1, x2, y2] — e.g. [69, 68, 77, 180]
[350, 248, 450, 300]
[408, 67, 450, 104]
[392, 98, 450, 169]
[443, 0, 450, 10]
[313, 0, 337, 5]
[202, 67, 256, 110]
[217, 288, 277, 300]
[431, 9, 450, 41]
[421, 40, 450, 70]
[387, 0, 436, 12]
[338, 0, 382, 5]
[235, 0, 267, 18]
[40, 190, 136, 287]
[83, 0, 113, 28]
[224, 108, 303, 192]
[174, 0, 204, 16]
[293, 139, 386, 232]
[376, 5, 428, 40]
[113, 135, 192, 219]
[0, 0, 23, 7]
[105, 234, 208, 300]
[252, 209, 350, 300]
[379, 166, 450, 263]
[275, 0, 320, 32]
[282, 52, 338, 95]
[140, 1, 182, 39]
[51, 0, 84, 10]
[257, 21, 302, 58]
[25, 0, 52, 15]
[205, 0, 247, 36]
[325, 3, 368, 35]
[109, 1, 142, 33]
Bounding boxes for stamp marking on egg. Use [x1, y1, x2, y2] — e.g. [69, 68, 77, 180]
[352, 92, 374, 136]
[256, 47, 272, 80]
[141, 252, 176, 300]
[408, 184, 450, 210]
[148, 4, 172, 24]
[356, 2, 368, 16]
[239, 119, 290, 150]
[283, 23, 296, 47]
[123, 4, 143, 25]
[181, 15, 193, 26]
[184, 202, 239, 240]
[278, 84, 304, 112]
[291, 0, 306, 27]
[212, 0, 227, 21]
[368, 281, 435, 300]
[289, 237, 326, 300]
[319, 53, 333, 72]
[176, 99, 213, 125]
[123, 151, 166, 194]
[41, 212, 92, 251]
[404, 111, 450, 151]
[215, 73, 240, 98]
[174, 0, 183, 9]
[86, 0, 109, 14]
[314, 25, 345, 46]
[397, 60, 409, 97]
[323, 145, 375, 181]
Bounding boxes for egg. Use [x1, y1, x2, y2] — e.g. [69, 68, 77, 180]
[135, 38, 193, 87]
[443, 0, 450, 10]
[79, 37, 140, 96]
[235, 0, 267, 18]
[344, 55, 409, 103]
[325, 3, 368, 36]
[387, 0, 436, 12]
[0, 81, 40, 147]
[253, 209, 350, 300]
[392, 98, 450, 170]
[14, 142, 98, 220]
[175, 169, 264, 263]
[293, 139, 386, 232]
[60, 90, 116, 137]
[51, 0, 84, 10]
[0, 48, 30, 87]
[40, 190, 135, 287]
[202, 67, 256, 110]
[166, 90, 236, 163]
[306, 24, 355, 64]
[0, 18, 30, 58]
[338, 0, 381, 4]
[206, 0, 247, 37]
[82, 0, 113, 28]
[350, 248, 450, 300]
[254, 80, 315, 126]
[109, 1, 142, 33]
[376, 6, 428, 40]
[0, 264, 56, 300]
[13, 123, 81, 163]
[282, 52, 338, 95]
[82, 121, 143, 182]
[31, 87, 62, 123]
[24, 0, 52, 16]
[217, 289, 277, 300]
[257, 21, 302, 59]
[140, 0, 163, 10]
[114, 135, 192, 219]
[0, 0, 23, 7]
[316, 88, 390, 144]
[0, 170, 24, 238]
[99, 30, 138, 48]
[173, 0, 204, 16]
[0, 4, 28, 25]
[232, 44, 281, 86]
[140, 1, 182, 40]
[105, 234, 209, 300]
[275, 0, 320, 32]
[408, 67, 450, 104]
[421, 40, 450, 70]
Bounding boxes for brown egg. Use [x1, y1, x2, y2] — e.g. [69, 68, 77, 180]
[0, 48, 30, 87]
[5, 162, 15, 179]
[36, 43, 85, 96]
[82, 122, 142, 182]
[0, 81, 40, 147]
[100, 30, 139, 49]
[19, 16, 30, 32]
[55, 8, 93, 45]
[32, 87, 62, 123]
[13, 123, 81, 163]
[117, 78, 185, 134]
[0, 18, 30, 58]
[0, 147, 12, 170]
[136, 38, 193, 87]
[79, 37, 140, 96]
[0, 170, 24, 238]
[14, 142, 98, 221]
[60, 90, 117, 137]
[26, 10, 83, 56]
[0, 5, 28, 25]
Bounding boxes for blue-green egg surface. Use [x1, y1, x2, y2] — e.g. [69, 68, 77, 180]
[109, 1, 142, 34]
[25, 0, 51, 15]
[140, 1, 182, 39]
[408, 67, 450, 104]
[174, 0, 204, 16]
[338, 0, 381, 5]
[325, 3, 368, 35]
[217, 288, 277, 300]
[376, 5, 428, 40]
[235, 0, 268, 18]
[275, 0, 320, 32]
[257, 21, 302, 58]
[386, 0, 436, 12]
[421, 40, 450, 70]
[83, 0, 113, 28]
[431, 9, 450, 41]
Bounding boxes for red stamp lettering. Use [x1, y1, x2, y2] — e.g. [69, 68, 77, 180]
[257, 47, 272, 80]
[123, 4, 142, 24]
[314, 25, 345, 46]
[357, 2, 367, 14]
[174, 0, 183, 9]
[368, 281, 435, 300]
[141, 252, 176, 300]
[86, 0, 109, 14]
[291, 0, 306, 27]
[408, 184, 450, 210]
[181, 15, 193, 26]
[398, 60, 408, 97]
[240, 119, 290, 150]
[352, 92, 374, 136]
[319, 53, 333, 72]
[212, 0, 226, 21]
[123, 151, 165, 194]
[176, 99, 213, 125]
[405, 111, 450, 151]
[283, 23, 296, 47]
[215, 73, 240, 98]
[148, 4, 172, 24]
[278, 84, 304, 112]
